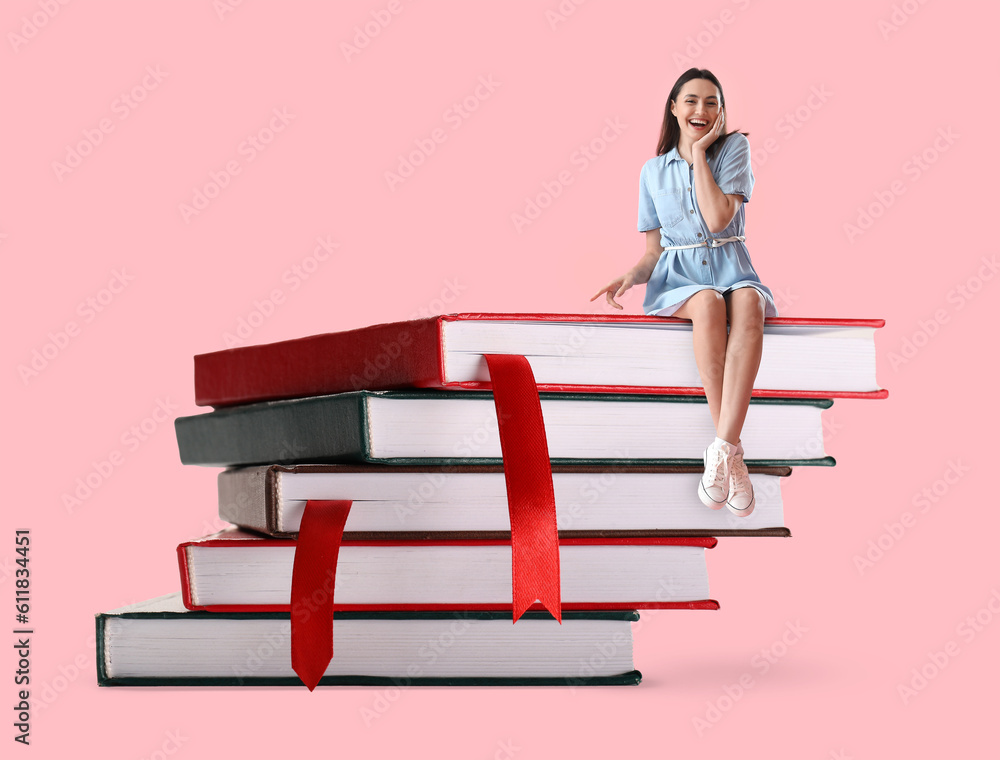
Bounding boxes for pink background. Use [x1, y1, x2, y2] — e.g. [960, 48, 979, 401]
[3, 0, 996, 756]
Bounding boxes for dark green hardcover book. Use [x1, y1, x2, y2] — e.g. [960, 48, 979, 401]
[175, 390, 835, 468]
[96, 593, 642, 687]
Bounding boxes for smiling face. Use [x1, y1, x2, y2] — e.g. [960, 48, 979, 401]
[670, 78, 722, 145]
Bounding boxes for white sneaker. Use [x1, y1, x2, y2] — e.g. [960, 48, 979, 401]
[698, 440, 732, 509]
[726, 450, 755, 517]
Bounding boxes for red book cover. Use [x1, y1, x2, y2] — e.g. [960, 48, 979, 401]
[177, 529, 720, 613]
[194, 312, 888, 407]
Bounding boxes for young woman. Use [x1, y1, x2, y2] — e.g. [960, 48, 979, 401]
[591, 68, 777, 517]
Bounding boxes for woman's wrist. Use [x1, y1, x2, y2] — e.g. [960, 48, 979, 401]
[631, 256, 657, 284]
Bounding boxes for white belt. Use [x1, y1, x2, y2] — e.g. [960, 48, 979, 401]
[662, 235, 745, 251]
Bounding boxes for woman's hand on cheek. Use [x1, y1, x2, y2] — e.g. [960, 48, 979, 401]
[693, 108, 725, 156]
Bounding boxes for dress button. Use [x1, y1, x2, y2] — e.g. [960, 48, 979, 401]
[702, 260, 707, 265]
[687, 187, 691, 192]
[697, 232, 703, 238]
[689, 209, 694, 214]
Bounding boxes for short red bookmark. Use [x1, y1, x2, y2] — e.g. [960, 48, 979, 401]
[484, 354, 562, 623]
[290, 499, 353, 690]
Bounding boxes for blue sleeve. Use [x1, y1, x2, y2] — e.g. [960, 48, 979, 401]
[714, 134, 754, 203]
[637, 162, 658, 231]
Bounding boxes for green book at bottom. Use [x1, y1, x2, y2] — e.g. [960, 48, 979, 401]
[96, 593, 642, 687]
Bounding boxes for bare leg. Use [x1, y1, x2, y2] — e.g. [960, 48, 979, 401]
[671, 290, 728, 432]
[717, 288, 766, 444]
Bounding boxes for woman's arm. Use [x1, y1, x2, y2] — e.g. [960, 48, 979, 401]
[693, 158, 743, 233]
[631, 229, 666, 282]
[590, 229, 664, 309]
[691, 110, 744, 234]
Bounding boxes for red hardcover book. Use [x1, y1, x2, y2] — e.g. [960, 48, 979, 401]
[194, 312, 888, 407]
[177, 528, 719, 613]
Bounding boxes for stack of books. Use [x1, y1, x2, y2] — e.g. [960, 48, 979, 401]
[95, 313, 885, 687]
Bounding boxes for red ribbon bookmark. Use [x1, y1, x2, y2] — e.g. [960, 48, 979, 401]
[290, 499, 352, 690]
[288, 354, 561, 689]
[484, 354, 562, 624]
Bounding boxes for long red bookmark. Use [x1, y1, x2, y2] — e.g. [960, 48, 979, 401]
[290, 499, 352, 690]
[289, 354, 561, 689]
[484, 354, 562, 623]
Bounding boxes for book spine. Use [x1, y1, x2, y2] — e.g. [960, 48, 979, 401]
[94, 615, 110, 686]
[194, 317, 445, 407]
[177, 545, 197, 609]
[217, 467, 273, 533]
[174, 394, 369, 467]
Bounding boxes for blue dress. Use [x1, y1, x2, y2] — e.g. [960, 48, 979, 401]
[637, 133, 778, 317]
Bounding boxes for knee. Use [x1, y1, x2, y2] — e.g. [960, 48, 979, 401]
[688, 290, 728, 329]
[728, 290, 766, 336]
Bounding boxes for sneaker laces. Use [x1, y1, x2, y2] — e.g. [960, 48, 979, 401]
[704, 444, 728, 487]
[730, 453, 751, 492]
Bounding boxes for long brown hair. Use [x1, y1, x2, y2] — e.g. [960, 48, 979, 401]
[656, 68, 749, 160]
